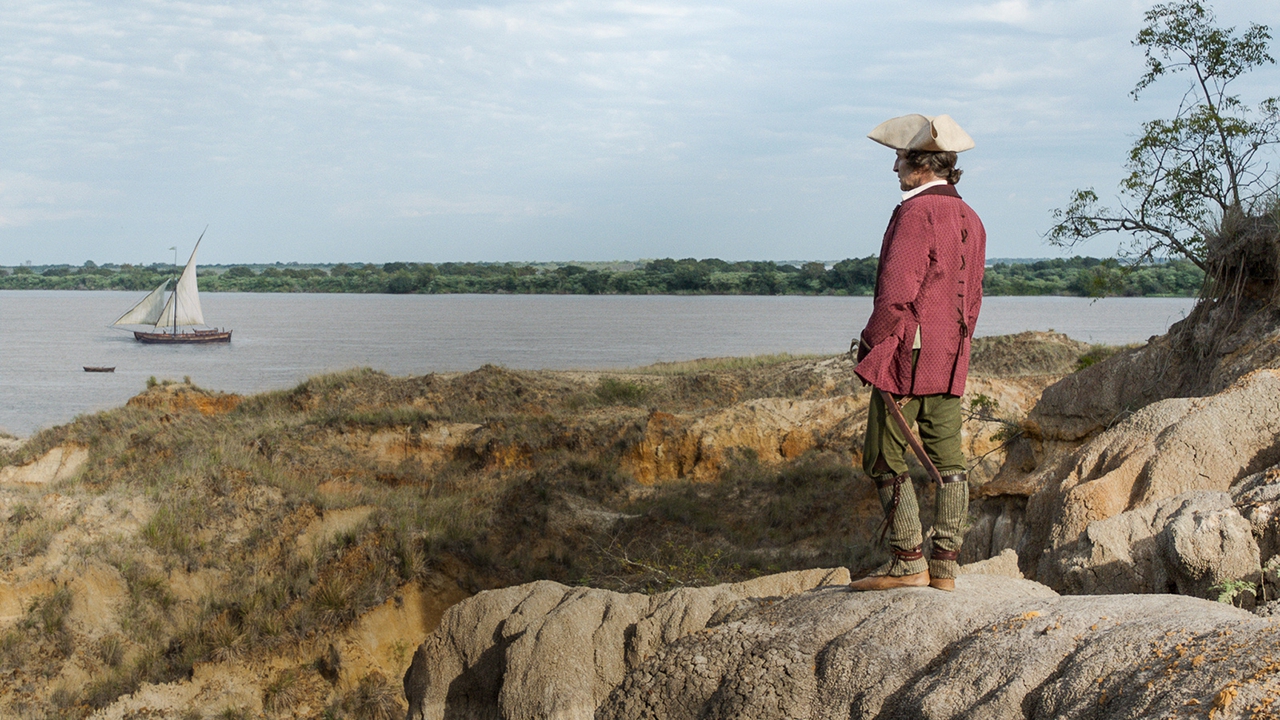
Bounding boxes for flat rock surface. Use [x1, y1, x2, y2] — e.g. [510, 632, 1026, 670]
[406, 571, 1280, 720]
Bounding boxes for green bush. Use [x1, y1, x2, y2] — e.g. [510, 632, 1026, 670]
[595, 377, 649, 405]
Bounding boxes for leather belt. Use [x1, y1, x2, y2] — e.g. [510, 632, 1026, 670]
[876, 388, 944, 486]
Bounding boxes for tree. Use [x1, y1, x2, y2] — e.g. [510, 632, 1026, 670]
[1047, 1, 1279, 271]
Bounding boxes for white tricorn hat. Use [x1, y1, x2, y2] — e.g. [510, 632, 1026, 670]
[867, 114, 974, 153]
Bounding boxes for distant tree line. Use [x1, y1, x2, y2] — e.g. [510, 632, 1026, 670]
[0, 256, 1204, 297]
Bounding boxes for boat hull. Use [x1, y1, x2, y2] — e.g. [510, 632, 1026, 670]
[133, 329, 232, 344]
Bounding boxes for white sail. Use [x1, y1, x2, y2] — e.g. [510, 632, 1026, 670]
[154, 240, 206, 330]
[112, 280, 170, 326]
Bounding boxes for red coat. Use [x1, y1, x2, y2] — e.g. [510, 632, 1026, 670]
[855, 184, 986, 396]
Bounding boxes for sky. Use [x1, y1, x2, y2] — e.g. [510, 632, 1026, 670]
[0, 0, 1277, 266]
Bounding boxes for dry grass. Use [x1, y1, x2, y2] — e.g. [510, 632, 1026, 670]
[327, 672, 405, 720]
[2, 502, 69, 570]
[0, 343, 1073, 716]
[263, 669, 303, 713]
[627, 353, 828, 375]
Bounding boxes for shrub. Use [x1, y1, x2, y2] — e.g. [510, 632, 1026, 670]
[1075, 344, 1126, 371]
[595, 377, 648, 405]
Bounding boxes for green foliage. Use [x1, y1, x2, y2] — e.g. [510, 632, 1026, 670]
[1049, 1, 1279, 270]
[1211, 578, 1257, 606]
[0, 254, 1207, 296]
[594, 377, 649, 405]
[982, 256, 1202, 296]
[0, 629, 24, 671]
[963, 394, 1023, 445]
[1076, 344, 1125, 371]
[589, 451, 876, 592]
[141, 502, 201, 563]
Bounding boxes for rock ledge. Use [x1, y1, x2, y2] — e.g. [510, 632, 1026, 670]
[405, 567, 1279, 720]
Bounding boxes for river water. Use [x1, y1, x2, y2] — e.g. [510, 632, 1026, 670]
[0, 291, 1195, 436]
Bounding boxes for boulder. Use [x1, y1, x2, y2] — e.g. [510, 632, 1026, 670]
[992, 369, 1280, 579]
[1234, 464, 1280, 561]
[599, 578, 1266, 720]
[1044, 491, 1260, 596]
[958, 547, 1023, 579]
[404, 568, 849, 720]
[1161, 494, 1261, 599]
[406, 569, 1276, 720]
[1027, 335, 1176, 443]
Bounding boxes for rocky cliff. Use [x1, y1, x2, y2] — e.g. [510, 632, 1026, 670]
[968, 308, 1280, 606]
[405, 556, 1278, 720]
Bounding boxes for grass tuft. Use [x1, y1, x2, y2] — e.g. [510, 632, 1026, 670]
[263, 669, 303, 713]
[329, 672, 405, 720]
[1075, 343, 1131, 371]
[96, 634, 125, 668]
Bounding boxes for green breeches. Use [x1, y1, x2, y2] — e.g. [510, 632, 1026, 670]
[863, 390, 969, 579]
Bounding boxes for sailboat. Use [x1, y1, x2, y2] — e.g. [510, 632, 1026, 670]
[112, 234, 232, 344]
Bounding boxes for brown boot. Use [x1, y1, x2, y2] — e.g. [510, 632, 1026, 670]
[929, 577, 955, 592]
[928, 547, 959, 592]
[849, 570, 930, 591]
[849, 546, 930, 592]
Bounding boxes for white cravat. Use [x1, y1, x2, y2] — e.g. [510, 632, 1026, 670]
[901, 179, 948, 203]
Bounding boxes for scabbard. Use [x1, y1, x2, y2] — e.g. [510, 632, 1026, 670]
[876, 388, 944, 485]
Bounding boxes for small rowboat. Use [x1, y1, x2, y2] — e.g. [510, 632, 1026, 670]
[83, 366, 116, 373]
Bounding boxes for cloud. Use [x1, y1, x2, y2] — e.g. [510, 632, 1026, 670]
[333, 192, 576, 219]
[959, 0, 1035, 25]
[395, 193, 575, 218]
[0, 173, 105, 227]
[0, 0, 1277, 263]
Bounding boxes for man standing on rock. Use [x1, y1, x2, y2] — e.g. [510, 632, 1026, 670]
[850, 114, 985, 592]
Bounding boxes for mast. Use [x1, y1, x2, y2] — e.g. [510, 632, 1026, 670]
[154, 226, 208, 334]
[169, 245, 178, 336]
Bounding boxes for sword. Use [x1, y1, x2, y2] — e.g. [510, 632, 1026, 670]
[876, 388, 943, 485]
